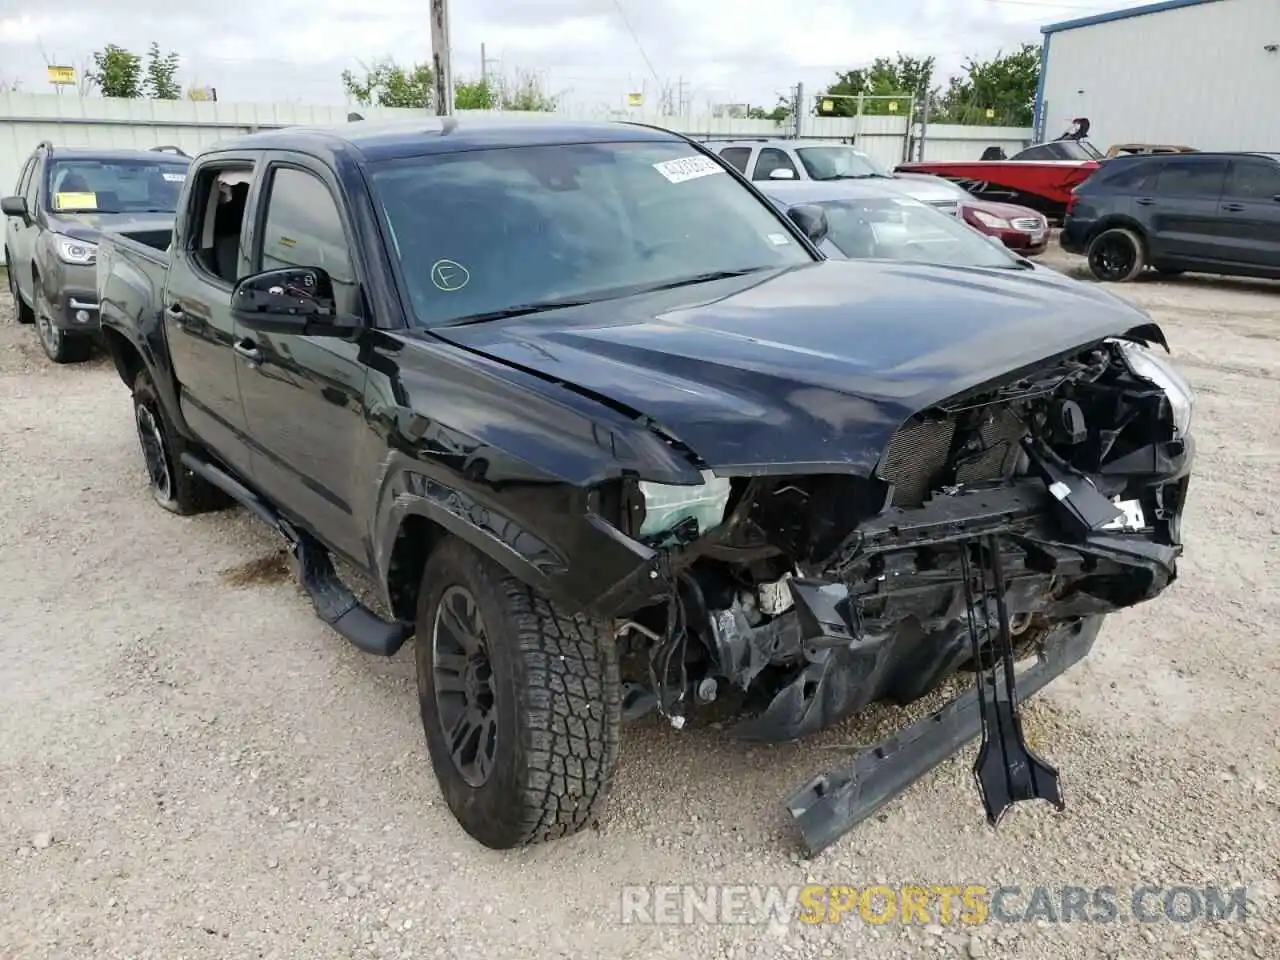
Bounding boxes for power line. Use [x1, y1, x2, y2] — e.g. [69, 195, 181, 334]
[607, 0, 662, 87]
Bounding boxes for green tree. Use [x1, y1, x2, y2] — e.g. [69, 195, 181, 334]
[341, 58, 434, 109]
[454, 77, 496, 110]
[747, 96, 792, 123]
[935, 43, 1042, 125]
[144, 42, 182, 100]
[88, 44, 143, 99]
[821, 54, 936, 116]
[498, 69, 558, 112]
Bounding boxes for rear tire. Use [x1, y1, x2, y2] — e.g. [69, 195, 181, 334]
[5, 256, 35, 324]
[415, 538, 621, 849]
[34, 282, 92, 363]
[131, 369, 231, 515]
[1086, 227, 1146, 283]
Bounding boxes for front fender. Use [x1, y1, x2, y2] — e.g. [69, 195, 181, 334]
[370, 448, 657, 617]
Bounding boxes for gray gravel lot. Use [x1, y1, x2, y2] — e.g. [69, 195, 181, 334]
[1, 254, 1277, 959]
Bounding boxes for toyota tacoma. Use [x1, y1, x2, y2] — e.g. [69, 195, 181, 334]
[95, 118, 1194, 856]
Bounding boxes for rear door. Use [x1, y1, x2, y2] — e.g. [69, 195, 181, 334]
[1217, 156, 1280, 268]
[235, 151, 370, 564]
[1143, 156, 1229, 262]
[161, 153, 261, 477]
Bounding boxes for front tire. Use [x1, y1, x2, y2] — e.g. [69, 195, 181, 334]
[131, 369, 230, 515]
[415, 538, 621, 849]
[1087, 227, 1146, 283]
[34, 282, 92, 363]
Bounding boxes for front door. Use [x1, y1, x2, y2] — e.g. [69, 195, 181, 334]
[6, 156, 40, 304]
[235, 154, 370, 566]
[1144, 156, 1229, 262]
[1217, 157, 1280, 268]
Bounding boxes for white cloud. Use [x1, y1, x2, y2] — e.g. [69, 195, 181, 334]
[0, 0, 1161, 109]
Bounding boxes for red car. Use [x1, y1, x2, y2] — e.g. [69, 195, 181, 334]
[959, 199, 1050, 257]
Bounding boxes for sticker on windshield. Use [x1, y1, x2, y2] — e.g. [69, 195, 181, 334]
[431, 259, 470, 292]
[163, 172, 187, 182]
[652, 156, 723, 184]
[767, 233, 791, 246]
[54, 192, 97, 210]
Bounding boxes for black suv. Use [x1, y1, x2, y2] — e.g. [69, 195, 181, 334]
[2, 142, 189, 363]
[1061, 151, 1280, 283]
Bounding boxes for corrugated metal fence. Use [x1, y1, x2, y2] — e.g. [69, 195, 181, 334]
[0, 92, 1032, 264]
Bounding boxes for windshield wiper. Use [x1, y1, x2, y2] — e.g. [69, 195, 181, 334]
[634, 267, 771, 294]
[442, 297, 598, 327]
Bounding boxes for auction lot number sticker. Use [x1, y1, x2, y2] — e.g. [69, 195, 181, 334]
[652, 156, 724, 184]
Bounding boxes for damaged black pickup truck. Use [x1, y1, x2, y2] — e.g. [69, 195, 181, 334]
[95, 118, 1194, 855]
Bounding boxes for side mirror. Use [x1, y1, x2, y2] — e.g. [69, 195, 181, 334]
[787, 204, 830, 245]
[1, 196, 28, 219]
[768, 168, 796, 180]
[230, 266, 353, 335]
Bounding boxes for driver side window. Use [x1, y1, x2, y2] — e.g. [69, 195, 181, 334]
[754, 148, 799, 181]
[257, 167, 360, 318]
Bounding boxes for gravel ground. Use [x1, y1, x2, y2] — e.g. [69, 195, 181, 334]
[1, 255, 1277, 960]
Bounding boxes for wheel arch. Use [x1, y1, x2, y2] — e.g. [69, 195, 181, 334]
[100, 326, 146, 390]
[1086, 214, 1149, 250]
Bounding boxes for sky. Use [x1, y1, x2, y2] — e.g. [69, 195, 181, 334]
[0, 0, 1161, 112]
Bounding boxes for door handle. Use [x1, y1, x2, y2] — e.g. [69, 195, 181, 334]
[1222, 202, 1245, 212]
[1135, 198, 1156, 206]
[233, 339, 263, 366]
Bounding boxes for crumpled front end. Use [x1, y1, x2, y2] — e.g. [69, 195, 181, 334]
[605, 334, 1193, 852]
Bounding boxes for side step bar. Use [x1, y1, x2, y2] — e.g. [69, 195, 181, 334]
[180, 453, 413, 657]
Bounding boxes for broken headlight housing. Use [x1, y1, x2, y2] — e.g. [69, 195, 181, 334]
[636, 470, 731, 539]
[1115, 339, 1194, 437]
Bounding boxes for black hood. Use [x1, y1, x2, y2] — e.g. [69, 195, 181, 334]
[431, 259, 1163, 475]
[48, 211, 175, 244]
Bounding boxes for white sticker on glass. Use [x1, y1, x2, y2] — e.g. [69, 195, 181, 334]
[163, 172, 187, 182]
[652, 156, 724, 184]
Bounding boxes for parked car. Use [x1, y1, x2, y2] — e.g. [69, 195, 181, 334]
[97, 118, 1195, 857]
[1061, 151, 1280, 282]
[762, 179, 1050, 260]
[1104, 143, 1197, 159]
[2, 142, 189, 363]
[706, 138, 969, 214]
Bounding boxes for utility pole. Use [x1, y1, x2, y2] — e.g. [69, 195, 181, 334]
[481, 43, 487, 86]
[430, 0, 454, 116]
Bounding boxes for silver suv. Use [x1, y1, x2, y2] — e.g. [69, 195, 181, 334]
[706, 138, 969, 216]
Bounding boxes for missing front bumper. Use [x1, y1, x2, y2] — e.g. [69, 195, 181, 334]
[784, 613, 1101, 857]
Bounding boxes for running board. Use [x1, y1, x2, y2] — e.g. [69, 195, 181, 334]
[179, 453, 413, 657]
[783, 616, 1098, 857]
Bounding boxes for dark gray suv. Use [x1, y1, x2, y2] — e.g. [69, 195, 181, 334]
[3, 143, 189, 363]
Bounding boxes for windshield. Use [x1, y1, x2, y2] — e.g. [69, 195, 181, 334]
[795, 146, 891, 181]
[812, 196, 1020, 268]
[45, 158, 189, 214]
[370, 141, 813, 327]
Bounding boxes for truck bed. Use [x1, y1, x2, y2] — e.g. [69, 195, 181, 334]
[96, 228, 172, 337]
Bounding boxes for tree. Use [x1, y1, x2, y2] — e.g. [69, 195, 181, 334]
[454, 77, 496, 110]
[935, 44, 1042, 126]
[821, 54, 936, 117]
[497, 69, 558, 112]
[747, 96, 793, 123]
[88, 44, 144, 99]
[144, 42, 182, 100]
[341, 58, 433, 109]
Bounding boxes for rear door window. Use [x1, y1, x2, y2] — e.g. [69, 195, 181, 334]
[1152, 158, 1228, 198]
[1223, 158, 1280, 200]
[718, 147, 751, 175]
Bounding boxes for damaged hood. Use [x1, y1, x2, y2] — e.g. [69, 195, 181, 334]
[431, 259, 1161, 476]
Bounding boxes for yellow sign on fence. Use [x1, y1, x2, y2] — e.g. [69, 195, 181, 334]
[627, 92, 644, 107]
[47, 65, 76, 86]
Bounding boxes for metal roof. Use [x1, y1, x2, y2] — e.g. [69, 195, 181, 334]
[1042, 0, 1228, 35]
